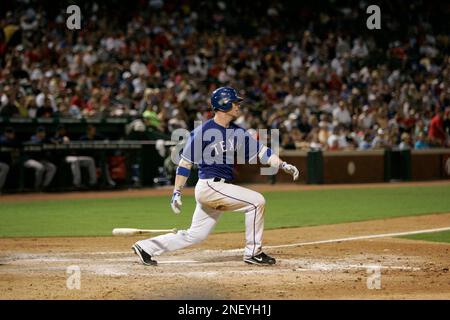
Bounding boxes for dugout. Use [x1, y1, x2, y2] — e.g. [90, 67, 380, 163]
[0, 141, 175, 192]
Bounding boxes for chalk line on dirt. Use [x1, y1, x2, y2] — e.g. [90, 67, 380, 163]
[1, 226, 448, 266]
[222, 226, 450, 253]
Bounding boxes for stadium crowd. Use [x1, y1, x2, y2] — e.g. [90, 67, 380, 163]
[1, 0, 450, 154]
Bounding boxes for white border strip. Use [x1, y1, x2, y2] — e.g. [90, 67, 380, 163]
[264, 226, 450, 249]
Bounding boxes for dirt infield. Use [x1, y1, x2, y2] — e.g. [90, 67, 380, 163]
[1, 211, 449, 299]
[1, 181, 450, 299]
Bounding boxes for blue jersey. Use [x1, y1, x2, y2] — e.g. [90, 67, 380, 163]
[181, 119, 270, 180]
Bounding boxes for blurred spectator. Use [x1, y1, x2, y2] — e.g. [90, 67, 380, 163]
[141, 109, 163, 131]
[327, 126, 348, 151]
[399, 133, 413, 150]
[297, 114, 312, 137]
[371, 128, 391, 150]
[168, 109, 188, 132]
[0, 87, 20, 117]
[25, 96, 38, 118]
[443, 109, 450, 144]
[375, 108, 389, 130]
[358, 132, 373, 150]
[35, 87, 56, 110]
[414, 132, 430, 149]
[357, 105, 374, 130]
[0, 99, 20, 117]
[36, 96, 55, 118]
[428, 109, 447, 147]
[281, 133, 296, 150]
[332, 101, 352, 128]
[0, 0, 448, 152]
[318, 114, 332, 145]
[309, 131, 324, 151]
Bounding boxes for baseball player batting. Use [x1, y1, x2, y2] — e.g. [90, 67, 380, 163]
[132, 87, 299, 266]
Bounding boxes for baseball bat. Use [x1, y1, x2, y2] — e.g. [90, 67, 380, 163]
[112, 228, 178, 236]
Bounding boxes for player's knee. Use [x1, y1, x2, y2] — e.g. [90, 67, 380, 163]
[255, 193, 266, 208]
[186, 229, 209, 244]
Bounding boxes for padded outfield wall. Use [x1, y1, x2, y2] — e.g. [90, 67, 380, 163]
[234, 149, 450, 184]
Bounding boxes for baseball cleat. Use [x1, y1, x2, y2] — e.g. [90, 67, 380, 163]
[132, 244, 157, 266]
[244, 252, 276, 265]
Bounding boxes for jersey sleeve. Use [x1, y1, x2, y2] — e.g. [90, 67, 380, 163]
[241, 130, 270, 163]
[181, 129, 204, 164]
[247, 129, 275, 164]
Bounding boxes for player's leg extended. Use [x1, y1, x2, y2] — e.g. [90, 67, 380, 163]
[66, 156, 82, 187]
[200, 180, 266, 260]
[78, 156, 97, 185]
[135, 203, 221, 257]
[24, 159, 44, 188]
[42, 161, 57, 187]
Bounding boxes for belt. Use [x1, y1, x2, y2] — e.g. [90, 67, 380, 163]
[213, 177, 232, 184]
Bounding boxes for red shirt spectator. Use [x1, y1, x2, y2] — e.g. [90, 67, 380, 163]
[70, 95, 86, 110]
[163, 55, 178, 70]
[147, 62, 158, 75]
[428, 112, 446, 145]
[328, 73, 342, 91]
[404, 113, 416, 131]
[208, 64, 221, 78]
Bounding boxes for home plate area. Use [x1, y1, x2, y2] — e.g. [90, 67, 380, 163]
[1, 232, 449, 299]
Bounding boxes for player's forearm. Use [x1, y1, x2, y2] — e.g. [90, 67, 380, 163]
[266, 153, 283, 168]
[173, 159, 193, 192]
[258, 145, 283, 168]
[173, 174, 188, 193]
[259, 146, 299, 180]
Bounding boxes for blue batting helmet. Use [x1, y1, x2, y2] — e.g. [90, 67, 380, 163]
[210, 87, 243, 112]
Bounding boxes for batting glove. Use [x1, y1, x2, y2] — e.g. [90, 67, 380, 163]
[170, 190, 182, 214]
[281, 162, 300, 181]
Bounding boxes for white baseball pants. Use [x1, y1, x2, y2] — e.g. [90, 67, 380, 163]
[66, 156, 97, 186]
[136, 178, 266, 259]
[24, 159, 57, 188]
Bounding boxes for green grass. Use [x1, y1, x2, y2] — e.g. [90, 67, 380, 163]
[400, 230, 450, 244]
[0, 185, 449, 237]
